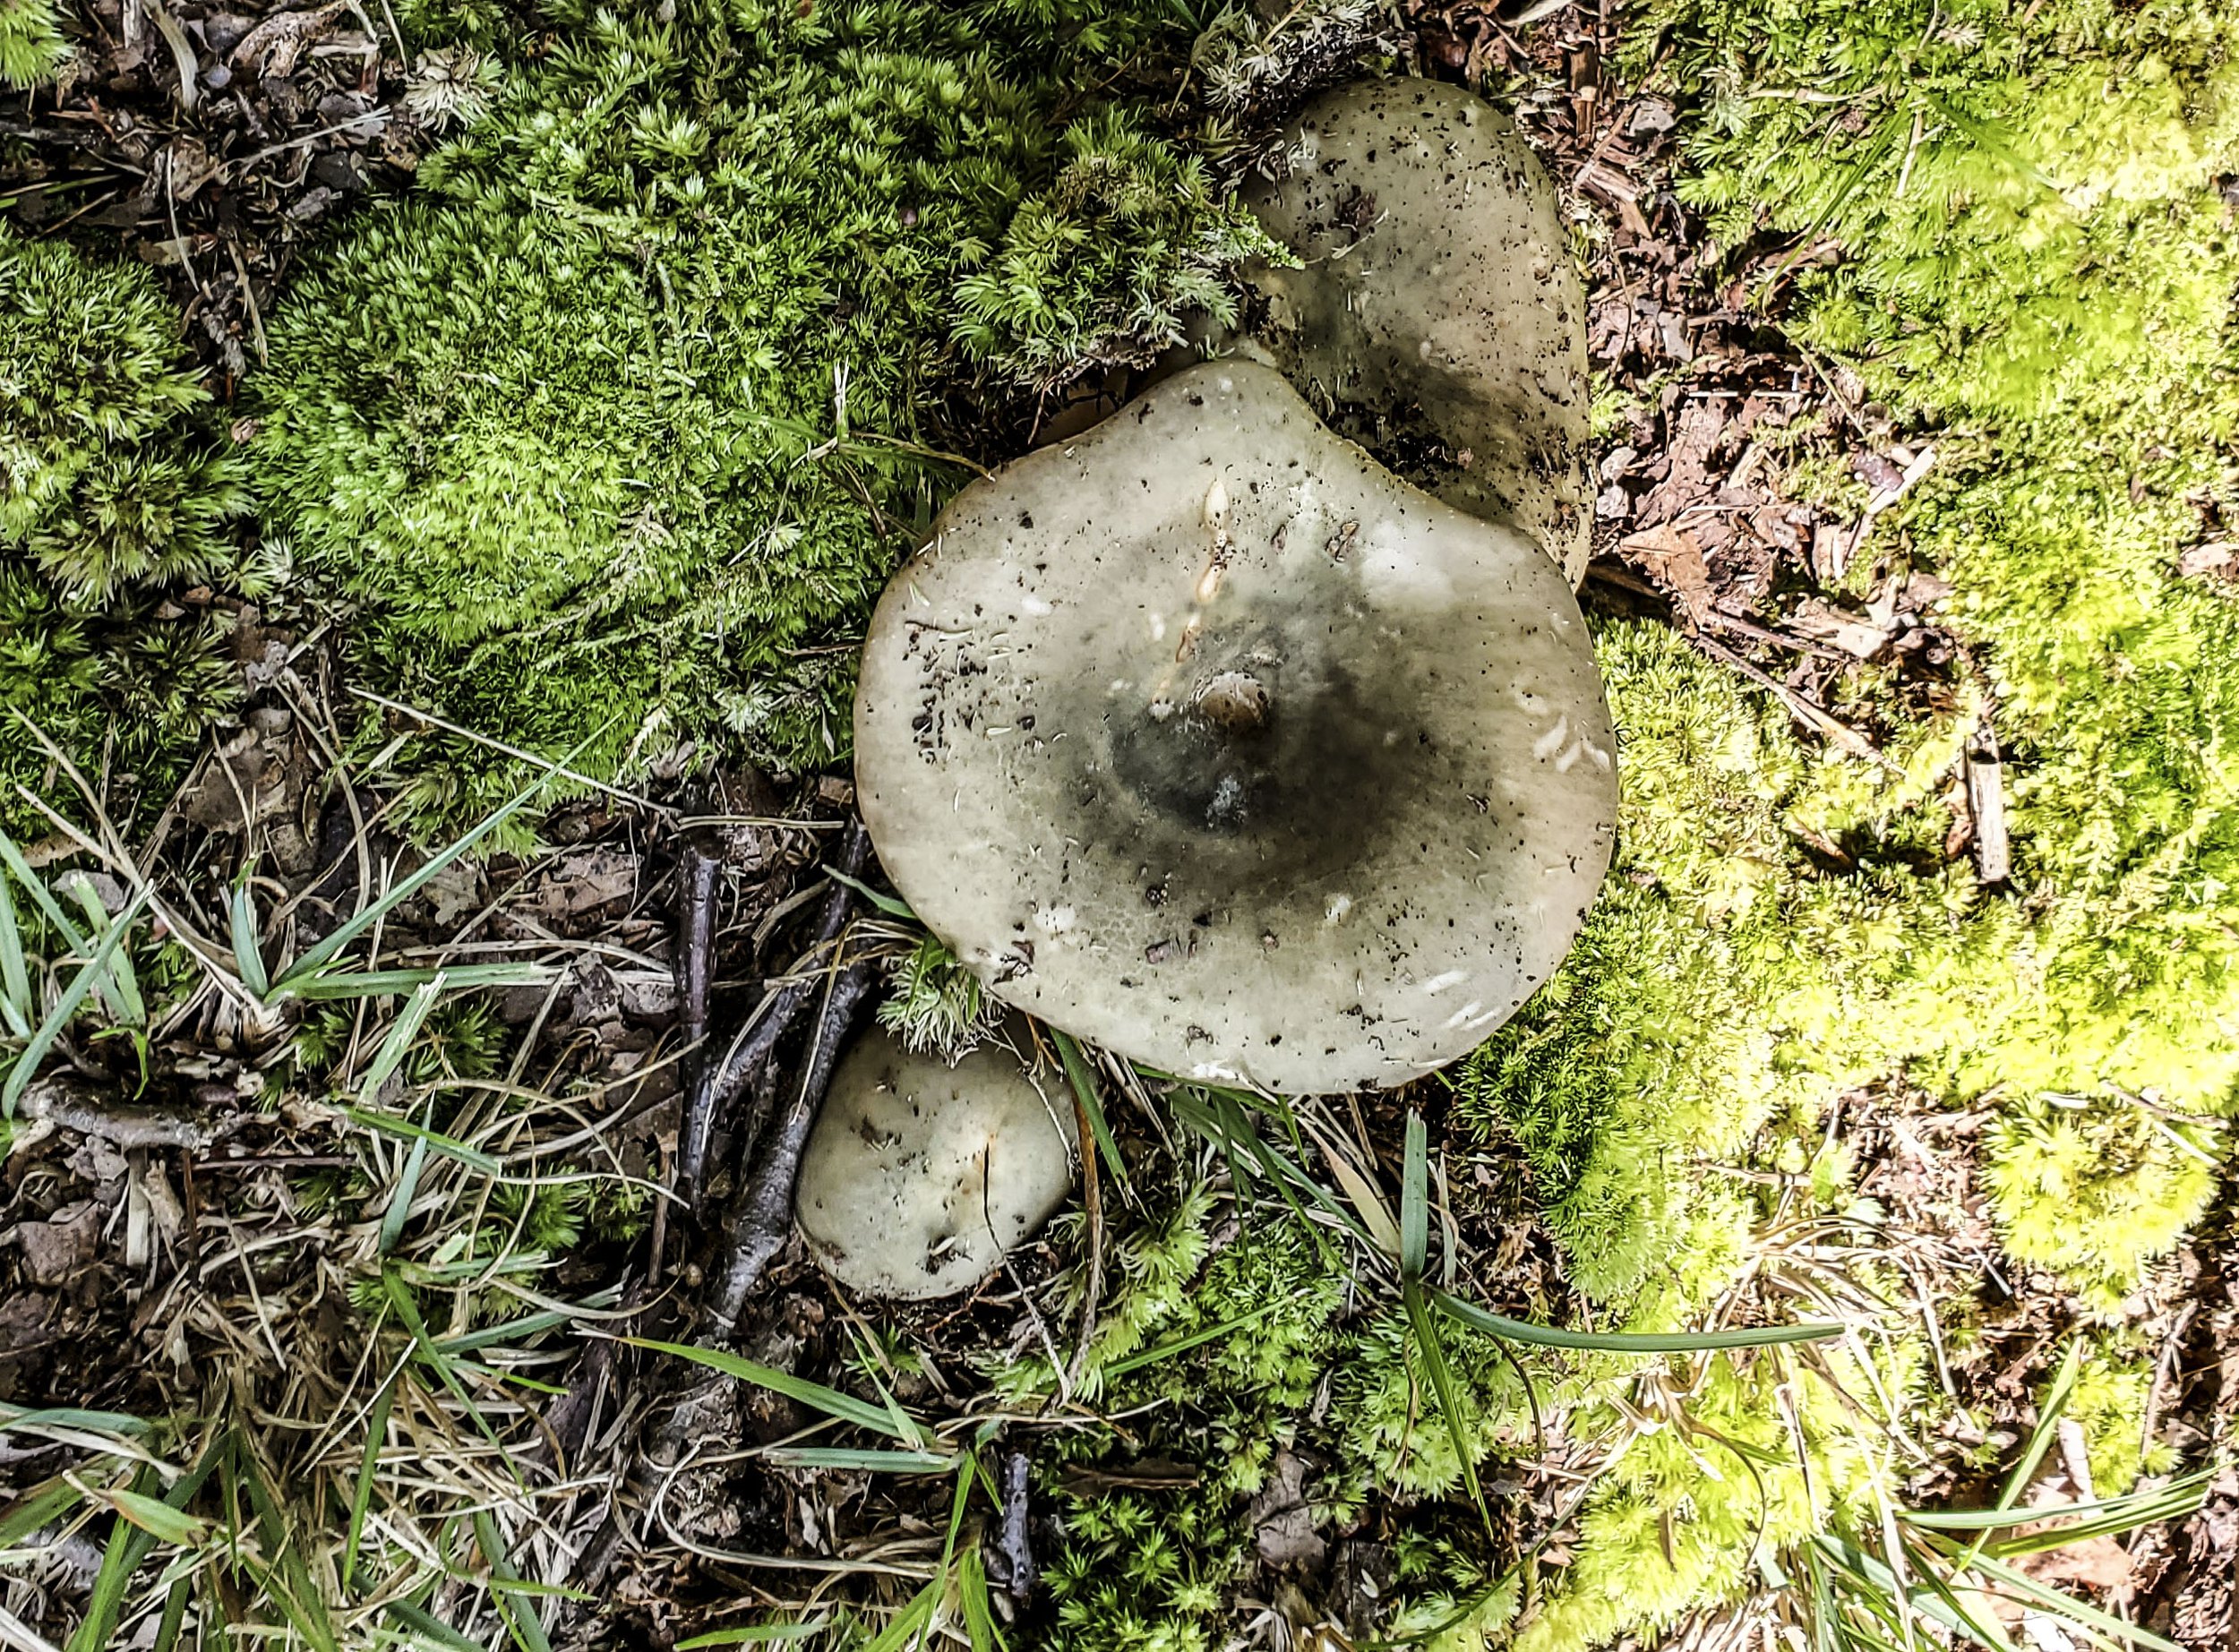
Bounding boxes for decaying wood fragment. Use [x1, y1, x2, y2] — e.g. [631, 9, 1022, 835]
[1968, 728, 2010, 886]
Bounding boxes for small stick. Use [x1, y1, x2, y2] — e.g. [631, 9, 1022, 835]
[680, 825, 870, 1212]
[670, 843, 723, 1209]
[705, 955, 878, 1339]
[1692, 632, 1902, 775]
[995, 1450, 1035, 1601]
[1967, 725, 2011, 886]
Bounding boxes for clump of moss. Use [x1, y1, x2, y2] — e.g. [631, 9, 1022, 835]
[254, 0, 1274, 833]
[951, 107, 1282, 391]
[1986, 1097, 2216, 1307]
[2065, 1342, 2178, 1495]
[0, 0, 65, 86]
[0, 229, 247, 835]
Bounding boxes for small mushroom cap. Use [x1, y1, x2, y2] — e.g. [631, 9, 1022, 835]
[854, 361, 1616, 1094]
[795, 1024, 1078, 1302]
[1244, 77, 1591, 585]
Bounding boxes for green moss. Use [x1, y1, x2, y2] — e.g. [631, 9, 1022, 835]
[1986, 1097, 2215, 1307]
[254, 0, 1273, 831]
[0, 0, 65, 86]
[2066, 1343, 2179, 1494]
[1011, 1186, 1347, 1650]
[0, 230, 246, 835]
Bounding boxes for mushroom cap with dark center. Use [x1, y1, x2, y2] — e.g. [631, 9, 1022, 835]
[1244, 76, 1591, 585]
[794, 1023, 1078, 1301]
[854, 360, 1616, 1093]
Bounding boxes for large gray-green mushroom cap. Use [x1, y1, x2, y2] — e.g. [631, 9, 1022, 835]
[854, 361, 1616, 1094]
[794, 1024, 1078, 1301]
[1244, 76, 1591, 585]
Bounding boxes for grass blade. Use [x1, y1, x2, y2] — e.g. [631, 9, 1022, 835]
[0, 1402, 153, 1437]
[821, 866, 915, 920]
[1902, 1468, 2214, 1539]
[958, 1546, 1006, 1652]
[759, 1447, 959, 1473]
[625, 1338, 914, 1440]
[0, 860, 30, 1039]
[342, 1369, 399, 1590]
[64, 1442, 219, 1652]
[1051, 1029, 1125, 1186]
[1429, 1286, 1840, 1353]
[64, 876, 143, 1026]
[474, 1509, 555, 1652]
[229, 1440, 339, 1652]
[433, 1294, 621, 1356]
[77, 1481, 207, 1546]
[1400, 1108, 1429, 1279]
[1403, 1280, 1490, 1534]
[288, 963, 553, 1001]
[4, 885, 150, 1117]
[362, 975, 444, 1103]
[273, 749, 582, 993]
[0, 1477, 88, 1550]
[0, 827, 92, 955]
[676, 1622, 829, 1647]
[380, 1269, 502, 1450]
[1962, 1547, 2182, 1650]
[1102, 1301, 1282, 1379]
[861, 1582, 939, 1652]
[345, 1107, 502, 1173]
[229, 883, 268, 997]
[388, 1597, 491, 1652]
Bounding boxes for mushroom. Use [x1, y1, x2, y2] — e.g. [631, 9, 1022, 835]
[854, 360, 1616, 1094]
[1242, 77, 1591, 586]
[794, 1023, 1078, 1300]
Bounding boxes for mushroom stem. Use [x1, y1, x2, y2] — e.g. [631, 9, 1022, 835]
[677, 823, 870, 1212]
[705, 952, 879, 1339]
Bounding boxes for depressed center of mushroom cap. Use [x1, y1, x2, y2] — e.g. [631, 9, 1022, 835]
[854, 360, 1617, 1094]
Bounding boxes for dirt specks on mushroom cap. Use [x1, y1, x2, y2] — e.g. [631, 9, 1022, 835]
[854, 361, 1616, 1094]
[794, 1024, 1078, 1302]
[1245, 76, 1591, 586]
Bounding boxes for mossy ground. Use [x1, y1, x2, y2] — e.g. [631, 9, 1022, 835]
[3, 0, 2237, 1646]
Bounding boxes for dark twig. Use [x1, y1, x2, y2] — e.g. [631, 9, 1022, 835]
[670, 843, 724, 1209]
[994, 1449, 1035, 1601]
[705, 953, 878, 1338]
[677, 824, 871, 1216]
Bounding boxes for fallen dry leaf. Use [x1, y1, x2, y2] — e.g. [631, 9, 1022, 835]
[13, 1203, 102, 1288]
[1620, 521, 1715, 626]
